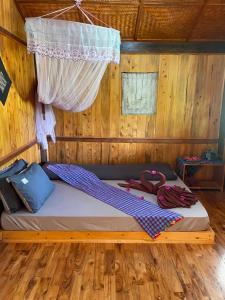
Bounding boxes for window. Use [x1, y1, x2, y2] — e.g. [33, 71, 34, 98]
[122, 72, 158, 115]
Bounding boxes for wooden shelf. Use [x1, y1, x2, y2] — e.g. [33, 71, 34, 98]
[185, 180, 222, 190]
[177, 158, 225, 192]
[183, 162, 224, 167]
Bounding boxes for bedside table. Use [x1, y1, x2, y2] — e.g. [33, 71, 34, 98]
[176, 157, 225, 192]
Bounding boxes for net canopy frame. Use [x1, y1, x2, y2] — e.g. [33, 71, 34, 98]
[25, 0, 121, 149]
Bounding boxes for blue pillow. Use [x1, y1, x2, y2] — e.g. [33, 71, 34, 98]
[0, 159, 28, 214]
[8, 163, 54, 213]
[0, 159, 27, 179]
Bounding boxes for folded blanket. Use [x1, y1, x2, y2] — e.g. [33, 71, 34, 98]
[47, 164, 183, 239]
[118, 170, 198, 208]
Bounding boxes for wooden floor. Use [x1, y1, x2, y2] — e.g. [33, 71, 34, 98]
[0, 191, 225, 300]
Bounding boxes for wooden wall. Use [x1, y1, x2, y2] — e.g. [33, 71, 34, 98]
[218, 80, 225, 160]
[0, 0, 26, 42]
[49, 53, 225, 167]
[0, 0, 40, 168]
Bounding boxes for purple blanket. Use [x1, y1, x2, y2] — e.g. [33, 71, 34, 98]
[48, 164, 183, 239]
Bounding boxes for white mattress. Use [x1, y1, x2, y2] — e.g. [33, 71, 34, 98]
[1, 179, 210, 232]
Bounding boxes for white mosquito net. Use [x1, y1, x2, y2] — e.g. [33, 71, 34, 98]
[25, 15, 121, 149]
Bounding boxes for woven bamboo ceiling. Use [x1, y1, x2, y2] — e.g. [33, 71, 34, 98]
[15, 0, 225, 41]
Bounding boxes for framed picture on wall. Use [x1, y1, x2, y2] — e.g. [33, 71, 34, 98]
[122, 72, 158, 115]
[0, 57, 12, 105]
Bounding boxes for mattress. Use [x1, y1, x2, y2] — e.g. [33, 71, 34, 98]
[1, 179, 209, 232]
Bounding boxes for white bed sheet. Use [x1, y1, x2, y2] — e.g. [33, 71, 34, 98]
[1, 178, 209, 232]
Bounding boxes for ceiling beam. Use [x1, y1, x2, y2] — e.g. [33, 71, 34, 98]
[121, 41, 225, 53]
[0, 26, 26, 46]
[186, 0, 207, 42]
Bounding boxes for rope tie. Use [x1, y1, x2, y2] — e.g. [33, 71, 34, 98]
[75, 0, 94, 25]
[37, 0, 110, 28]
[75, 0, 83, 6]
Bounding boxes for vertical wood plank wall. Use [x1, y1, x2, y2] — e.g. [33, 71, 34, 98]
[218, 81, 225, 160]
[0, 0, 40, 168]
[49, 53, 225, 167]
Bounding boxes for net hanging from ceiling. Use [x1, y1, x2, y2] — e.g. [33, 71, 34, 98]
[25, 0, 121, 149]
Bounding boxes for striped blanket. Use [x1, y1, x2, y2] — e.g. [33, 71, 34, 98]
[48, 164, 183, 239]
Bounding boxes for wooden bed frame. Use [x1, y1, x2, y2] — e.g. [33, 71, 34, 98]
[0, 228, 215, 244]
[0, 152, 215, 245]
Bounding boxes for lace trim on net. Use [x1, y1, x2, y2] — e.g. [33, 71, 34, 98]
[27, 42, 120, 64]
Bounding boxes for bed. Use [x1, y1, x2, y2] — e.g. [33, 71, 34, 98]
[0, 178, 214, 244]
[1, 178, 209, 232]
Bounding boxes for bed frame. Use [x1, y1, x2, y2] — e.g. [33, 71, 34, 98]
[0, 228, 215, 244]
[0, 155, 215, 244]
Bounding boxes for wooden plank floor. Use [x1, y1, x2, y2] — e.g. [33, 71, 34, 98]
[0, 191, 225, 299]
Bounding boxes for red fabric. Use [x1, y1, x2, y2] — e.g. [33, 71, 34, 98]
[157, 185, 198, 208]
[118, 170, 198, 209]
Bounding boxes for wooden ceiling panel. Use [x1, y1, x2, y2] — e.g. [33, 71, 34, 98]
[15, 0, 139, 3]
[142, 0, 204, 4]
[14, 0, 225, 42]
[206, 0, 225, 4]
[16, 2, 138, 39]
[80, 4, 138, 39]
[17, 3, 80, 21]
[137, 5, 203, 41]
[191, 5, 225, 41]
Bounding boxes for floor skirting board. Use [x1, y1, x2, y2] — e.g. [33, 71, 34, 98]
[0, 228, 215, 244]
